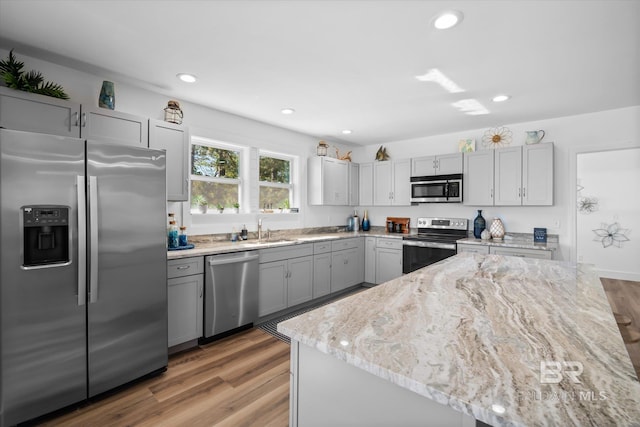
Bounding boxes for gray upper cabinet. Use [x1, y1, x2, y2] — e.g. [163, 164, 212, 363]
[81, 106, 148, 147]
[348, 162, 359, 206]
[149, 119, 189, 201]
[411, 153, 462, 176]
[463, 150, 495, 206]
[308, 157, 349, 205]
[359, 162, 374, 206]
[0, 86, 81, 137]
[464, 143, 553, 206]
[0, 87, 149, 148]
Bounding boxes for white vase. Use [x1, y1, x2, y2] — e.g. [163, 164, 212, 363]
[481, 229, 492, 240]
[489, 218, 505, 240]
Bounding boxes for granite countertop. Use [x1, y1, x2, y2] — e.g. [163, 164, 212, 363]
[278, 253, 640, 426]
[167, 229, 404, 259]
[458, 233, 559, 251]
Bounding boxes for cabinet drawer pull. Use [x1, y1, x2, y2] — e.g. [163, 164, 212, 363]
[177, 265, 191, 270]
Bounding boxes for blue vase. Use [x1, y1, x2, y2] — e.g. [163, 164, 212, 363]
[473, 210, 485, 238]
[99, 80, 115, 110]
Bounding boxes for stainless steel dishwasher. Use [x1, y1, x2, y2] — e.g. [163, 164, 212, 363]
[203, 251, 259, 340]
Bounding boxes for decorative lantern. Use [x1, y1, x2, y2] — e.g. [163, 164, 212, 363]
[317, 140, 328, 156]
[164, 100, 184, 124]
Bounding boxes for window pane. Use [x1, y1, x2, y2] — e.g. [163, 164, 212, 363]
[191, 180, 238, 210]
[259, 156, 290, 184]
[192, 145, 239, 178]
[260, 186, 290, 209]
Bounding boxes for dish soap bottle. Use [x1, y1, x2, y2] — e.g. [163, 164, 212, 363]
[241, 224, 248, 240]
[352, 210, 360, 232]
[362, 210, 370, 231]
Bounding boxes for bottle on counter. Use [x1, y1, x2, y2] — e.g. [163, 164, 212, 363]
[241, 224, 248, 240]
[352, 210, 359, 232]
[179, 226, 188, 247]
[168, 220, 179, 249]
[362, 210, 370, 231]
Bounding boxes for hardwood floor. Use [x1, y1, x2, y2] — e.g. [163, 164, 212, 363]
[601, 277, 640, 379]
[33, 328, 290, 427]
[28, 278, 640, 426]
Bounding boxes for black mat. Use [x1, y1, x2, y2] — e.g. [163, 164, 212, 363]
[257, 286, 366, 344]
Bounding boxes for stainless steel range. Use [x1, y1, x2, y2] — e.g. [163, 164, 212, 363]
[402, 217, 468, 274]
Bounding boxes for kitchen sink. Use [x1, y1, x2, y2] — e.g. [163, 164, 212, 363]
[296, 235, 337, 242]
[241, 239, 293, 248]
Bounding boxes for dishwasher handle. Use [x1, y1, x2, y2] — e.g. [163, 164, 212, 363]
[208, 253, 259, 266]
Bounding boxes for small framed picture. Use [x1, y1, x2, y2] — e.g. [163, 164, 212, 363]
[534, 228, 547, 243]
[458, 138, 475, 153]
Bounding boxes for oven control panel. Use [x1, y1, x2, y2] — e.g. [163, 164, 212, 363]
[416, 217, 468, 230]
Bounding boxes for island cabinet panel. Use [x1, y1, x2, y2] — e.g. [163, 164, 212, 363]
[167, 257, 204, 349]
[149, 119, 189, 201]
[290, 342, 475, 427]
[0, 86, 81, 137]
[490, 246, 552, 259]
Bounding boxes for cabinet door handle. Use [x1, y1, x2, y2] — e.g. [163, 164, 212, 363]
[81, 112, 87, 128]
[522, 188, 526, 197]
[518, 188, 521, 197]
[73, 111, 79, 127]
[177, 265, 191, 270]
[490, 188, 493, 199]
[199, 285, 203, 298]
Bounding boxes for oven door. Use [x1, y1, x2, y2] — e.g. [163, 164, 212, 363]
[402, 240, 457, 274]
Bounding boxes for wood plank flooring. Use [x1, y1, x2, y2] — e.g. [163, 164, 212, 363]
[601, 277, 640, 379]
[28, 278, 640, 427]
[32, 328, 290, 427]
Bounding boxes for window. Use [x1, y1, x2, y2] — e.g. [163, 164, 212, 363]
[191, 138, 241, 213]
[259, 152, 292, 210]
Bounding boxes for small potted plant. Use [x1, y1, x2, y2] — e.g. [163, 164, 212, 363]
[232, 202, 240, 213]
[192, 195, 208, 214]
[216, 203, 224, 214]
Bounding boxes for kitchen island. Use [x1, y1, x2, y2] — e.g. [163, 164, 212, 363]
[278, 253, 640, 426]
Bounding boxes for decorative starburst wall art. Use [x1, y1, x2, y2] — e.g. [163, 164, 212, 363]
[481, 126, 512, 149]
[578, 196, 599, 214]
[592, 222, 631, 248]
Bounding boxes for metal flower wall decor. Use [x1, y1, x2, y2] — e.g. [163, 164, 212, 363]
[578, 196, 599, 214]
[481, 126, 512, 149]
[592, 222, 631, 248]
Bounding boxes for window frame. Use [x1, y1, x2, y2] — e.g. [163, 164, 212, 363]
[258, 150, 294, 211]
[190, 136, 243, 214]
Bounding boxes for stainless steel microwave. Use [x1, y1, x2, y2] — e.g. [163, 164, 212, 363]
[410, 174, 463, 203]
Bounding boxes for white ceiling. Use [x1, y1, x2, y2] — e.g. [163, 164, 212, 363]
[1, 0, 638, 146]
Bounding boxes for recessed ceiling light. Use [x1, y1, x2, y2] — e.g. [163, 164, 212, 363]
[492, 94, 511, 102]
[177, 73, 197, 83]
[433, 10, 463, 30]
[281, 108, 295, 115]
[342, 129, 352, 135]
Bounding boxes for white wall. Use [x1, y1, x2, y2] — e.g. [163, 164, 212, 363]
[577, 148, 640, 280]
[0, 48, 355, 235]
[351, 107, 640, 262]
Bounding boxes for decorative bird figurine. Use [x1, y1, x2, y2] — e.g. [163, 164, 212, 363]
[335, 148, 352, 162]
[375, 145, 389, 161]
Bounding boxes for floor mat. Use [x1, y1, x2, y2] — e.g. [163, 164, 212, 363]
[257, 286, 366, 344]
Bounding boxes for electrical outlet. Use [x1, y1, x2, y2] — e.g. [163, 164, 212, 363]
[553, 219, 560, 229]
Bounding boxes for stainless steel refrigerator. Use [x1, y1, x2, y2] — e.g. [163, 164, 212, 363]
[0, 128, 168, 426]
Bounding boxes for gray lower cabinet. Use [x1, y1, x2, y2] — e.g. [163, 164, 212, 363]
[167, 256, 204, 348]
[259, 244, 314, 317]
[457, 243, 552, 259]
[330, 238, 364, 293]
[313, 241, 332, 298]
[375, 238, 403, 284]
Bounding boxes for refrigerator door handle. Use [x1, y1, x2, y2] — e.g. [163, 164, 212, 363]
[77, 175, 87, 306]
[89, 175, 99, 303]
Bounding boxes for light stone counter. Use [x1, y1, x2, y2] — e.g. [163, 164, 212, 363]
[457, 232, 559, 252]
[167, 228, 402, 260]
[278, 253, 640, 426]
